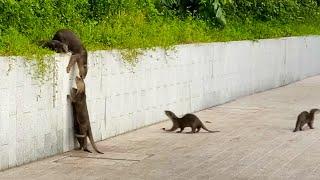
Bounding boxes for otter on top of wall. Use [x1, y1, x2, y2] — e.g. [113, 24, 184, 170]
[43, 29, 88, 79]
[41, 40, 68, 53]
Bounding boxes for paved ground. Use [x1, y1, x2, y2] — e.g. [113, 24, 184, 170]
[2, 76, 320, 180]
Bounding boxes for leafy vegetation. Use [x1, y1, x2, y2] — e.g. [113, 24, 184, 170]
[0, 0, 320, 76]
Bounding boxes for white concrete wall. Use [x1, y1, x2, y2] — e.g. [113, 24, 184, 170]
[1, 36, 320, 170]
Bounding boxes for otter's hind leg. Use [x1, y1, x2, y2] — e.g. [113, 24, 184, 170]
[299, 122, 306, 131]
[83, 137, 92, 153]
[293, 117, 301, 132]
[189, 126, 196, 133]
[308, 121, 314, 129]
[293, 122, 300, 132]
[176, 127, 184, 133]
[77, 137, 84, 150]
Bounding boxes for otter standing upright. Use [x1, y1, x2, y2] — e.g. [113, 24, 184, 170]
[67, 77, 103, 154]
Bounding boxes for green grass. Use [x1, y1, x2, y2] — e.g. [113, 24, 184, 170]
[2, 13, 320, 58]
[1, 5, 320, 80]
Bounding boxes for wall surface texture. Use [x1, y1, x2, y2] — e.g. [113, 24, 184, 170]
[1, 36, 320, 170]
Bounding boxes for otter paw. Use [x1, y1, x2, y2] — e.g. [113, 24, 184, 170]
[84, 148, 92, 153]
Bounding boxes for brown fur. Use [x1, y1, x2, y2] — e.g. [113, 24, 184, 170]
[293, 109, 320, 132]
[162, 110, 220, 133]
[67, 77, 103, 153]
[70, 88, 85, 147]
[50, 29, 88, 79]
[42, 40, 68, 53]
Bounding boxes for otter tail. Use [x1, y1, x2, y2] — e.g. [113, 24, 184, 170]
[201, 123, 220, 133]
[87, 125, 104, 154]
[162, 128, 172, 132]
[162, 126, 177, 132]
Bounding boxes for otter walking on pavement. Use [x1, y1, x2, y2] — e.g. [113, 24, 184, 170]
[293, 109, 320, 132]
[163, 111, 220, 133]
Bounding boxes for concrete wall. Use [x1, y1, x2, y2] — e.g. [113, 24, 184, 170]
[1, 36, 320, 170]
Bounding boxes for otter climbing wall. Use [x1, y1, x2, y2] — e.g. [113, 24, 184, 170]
[1, 36, 320, 170]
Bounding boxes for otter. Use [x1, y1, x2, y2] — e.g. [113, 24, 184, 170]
[70, 88, 85, 148]
[42, 40, 68, 53]
[67, 77, 103, 154]
[45, 29, 88, 79]
[162, 110, 220, 133]
[293, 109, 320, 132]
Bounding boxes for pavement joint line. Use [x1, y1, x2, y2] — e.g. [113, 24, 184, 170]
[51, 155, 71, 163]
[249, 136, 319, 180]
[242, 132, 320, 179]
[210, 128, 278, 178]
[62, 153, 155, 162]
[231, 133, 292, 177]
[215, 106, 264, 111]
[51, 154, 146, 163]
[276, 137, 320, 179]
[310, 160, 320, 175]
[69, 156, 141, 162]
[215, 129, 278, 176]
[176, 125, 258, 177]
[175, 138, 233, 177]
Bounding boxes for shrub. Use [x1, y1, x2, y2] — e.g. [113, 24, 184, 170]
[224, 0, 319, 22]
[155, 0, 233, 25]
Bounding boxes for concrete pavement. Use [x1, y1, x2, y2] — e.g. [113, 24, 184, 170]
[1, 76, 320, 180]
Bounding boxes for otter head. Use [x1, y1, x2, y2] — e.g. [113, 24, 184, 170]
[75, 76, 85, 95]
[43, 40, 68, 53]
[164, 110, 177, 119]
[53, 41, 68, 53]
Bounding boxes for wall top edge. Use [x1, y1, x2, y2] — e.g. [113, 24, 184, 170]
[0, 35, 319, 59]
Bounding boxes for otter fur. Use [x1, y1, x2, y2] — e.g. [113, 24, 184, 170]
[45, 29, 88, 79]
[293, 109, 320, 132]
[42, 40, 68, 53]
[67, 77, 103, 153]
[163, 110, 219, 133]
